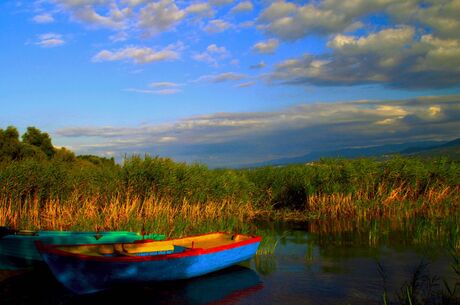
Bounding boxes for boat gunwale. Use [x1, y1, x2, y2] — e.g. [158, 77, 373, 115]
[36, 232, 262, 263]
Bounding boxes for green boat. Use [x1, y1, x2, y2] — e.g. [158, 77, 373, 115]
[0, 227, 165, 269]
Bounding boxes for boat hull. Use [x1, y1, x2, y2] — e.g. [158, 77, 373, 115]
[0, 231, 164, 268]
[38, 235, 261, 294]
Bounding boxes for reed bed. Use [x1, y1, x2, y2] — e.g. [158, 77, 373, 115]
[0, 151, 459, 257]
[0, 194, 258, 237]
[1, 184, 457, 233]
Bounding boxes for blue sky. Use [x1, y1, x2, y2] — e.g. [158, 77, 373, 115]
[1, 0, 460, 167]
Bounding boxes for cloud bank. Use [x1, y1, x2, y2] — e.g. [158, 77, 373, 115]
[56, 94, 460, 167]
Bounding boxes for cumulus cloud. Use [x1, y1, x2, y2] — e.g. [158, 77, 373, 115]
[204, 19, 231, 33]
[250, 61, 266, 69]
[125, 81, 182, 94]
[92, 45, 179, 64]
[32, 13, 55, 24]
[138, 0, 185, 36]
[210, 0, 234, 6]
[185, 2, 215, 18]
[257, 0, 460, 41]
[252, 39, 278, 54]
[56, 94, 460, 167]
[149, 82, 181, 88]
[236, 81, 256, 88]
[53, 0, 129, 29]
[197, 72, 246, 83]
[268, 26, 460, 88]
[258, 1, 351, 41]
[192, 44, 230, 66]
[231, 1, 253, 14]
[109, 31, 129, 42]
[387, 0, 460, 39]
[125, 88, 181, 94]
[35, 33, 65, 47]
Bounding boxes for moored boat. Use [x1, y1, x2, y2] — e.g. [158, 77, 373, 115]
[0, 228, 165, 268]
[36, 232, 261, 294]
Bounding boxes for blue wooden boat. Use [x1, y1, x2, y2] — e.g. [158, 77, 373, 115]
[0, 228, 165, 269]
[36, 232, 261, 294]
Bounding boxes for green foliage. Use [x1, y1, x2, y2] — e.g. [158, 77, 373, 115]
[77, 155, 115, 166]
[22, 126, 55, 158]
[0, 125, 459, 217]
[54, 147, 76, 162]
[0, 125, 62, 162]
[0, 126, 22, 161]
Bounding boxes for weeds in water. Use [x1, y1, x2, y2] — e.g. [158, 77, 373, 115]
[378, 257, 460, 305]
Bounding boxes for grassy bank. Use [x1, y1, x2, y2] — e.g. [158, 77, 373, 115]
[1, 125, 459, 238]
[0, 155, 459, 233]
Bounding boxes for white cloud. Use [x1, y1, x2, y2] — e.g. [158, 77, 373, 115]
[269, 26, 460, 88]
[197, 72, 246, 83]
[35, 33, 65, 48]
[109, 31, 129, 42]
[185, 2, 215, 18]
[231, 1, 253, 14]
[210, 0, 234, 6]
[121, 0, 148, 7]
[236, 81, 256, 88]
[154, 88, 181, 95]
[53, 0, 128, 29]
[138, 0, 185, 36]
[250, 61, 266, 69]
[125, 88, 181, 94]
[258, 1, 348, 40]
[256, 0, 408, 41]
[32, 13, 55, 24]
[56, 95, 460, 167]
[149, 82, 180, 88]
[252, 38, 278, 54]
[192, 44, 230, 66]
[204, 19, 231, 33]
[93, 45, 179, 64]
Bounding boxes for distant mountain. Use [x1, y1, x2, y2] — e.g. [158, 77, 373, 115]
[400, 138, 460, 154]
[247, 138, 460, 167]
[400, 138, 460, 161]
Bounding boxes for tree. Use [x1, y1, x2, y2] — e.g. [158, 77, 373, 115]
[19, 143, 47, 160]
[54, 147, 76, 162]
[22, 126, 55, 158]
[0, 126, 21, 161]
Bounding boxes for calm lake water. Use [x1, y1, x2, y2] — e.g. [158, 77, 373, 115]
[0, 220, 458, 304]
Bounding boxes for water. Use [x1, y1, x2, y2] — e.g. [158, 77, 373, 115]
[0, 221, 458, 304]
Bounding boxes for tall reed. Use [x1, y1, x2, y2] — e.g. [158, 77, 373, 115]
[0, 155, 459, 230]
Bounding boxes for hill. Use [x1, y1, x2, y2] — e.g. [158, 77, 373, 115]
[248, 138, 460, 167]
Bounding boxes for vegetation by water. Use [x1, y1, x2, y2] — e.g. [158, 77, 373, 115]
[0, 126, 459, 245]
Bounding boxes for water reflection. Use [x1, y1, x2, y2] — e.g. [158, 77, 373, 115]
[0, 219, 458, 304]
[0, 265, 262, 305]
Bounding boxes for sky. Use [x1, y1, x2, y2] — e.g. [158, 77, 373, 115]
[1, 0, 460, 167]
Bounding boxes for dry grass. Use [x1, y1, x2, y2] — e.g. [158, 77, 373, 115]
[0, 184, 458, 236]
[0, 194, 258, 238]
[304, 184, 460, 220]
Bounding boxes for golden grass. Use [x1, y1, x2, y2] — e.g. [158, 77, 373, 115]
[305, 185, 459, 220]
[0, 194, 258, 237]
[0, 184, 458, 236]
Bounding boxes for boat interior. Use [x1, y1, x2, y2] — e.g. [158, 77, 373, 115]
[53, 233, 254, 257]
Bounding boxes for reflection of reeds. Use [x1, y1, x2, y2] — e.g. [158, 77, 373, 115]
[253, 253, 277, 276]
[304, 218, 460, 251]
[377, 257, 460, 305]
